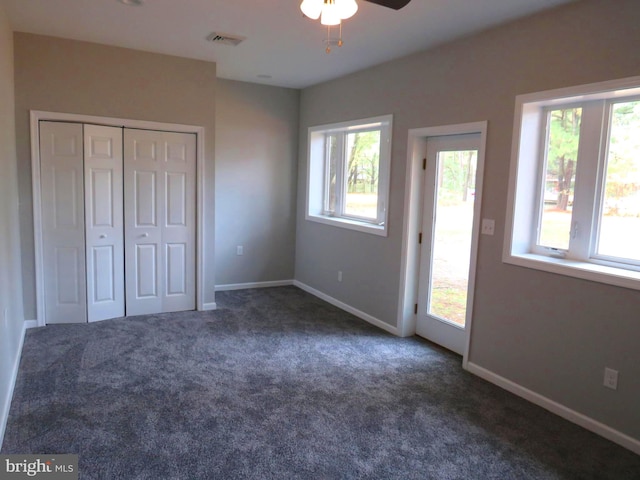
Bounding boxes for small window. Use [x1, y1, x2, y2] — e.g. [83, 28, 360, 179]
[505, 76, 640, 290]
[306, 115, 392, 235]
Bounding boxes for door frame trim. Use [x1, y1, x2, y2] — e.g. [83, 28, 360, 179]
[30, 110, 207, 327]
[397, 121, 487, 367]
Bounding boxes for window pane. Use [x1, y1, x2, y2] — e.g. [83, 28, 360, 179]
[538, 107, 582, 249]
[324, 134, 339, 213]
[344, 131, 381, 220]
[596, 101, 640, 261]
[429, 150, 477, 326]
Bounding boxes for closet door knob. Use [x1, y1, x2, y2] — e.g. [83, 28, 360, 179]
[99, 234, 107, 239]
[142, 233, 149, 238]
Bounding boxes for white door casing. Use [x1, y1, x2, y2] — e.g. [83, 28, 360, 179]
[124, 129, 196, 316]
[84, 124, 125, 322]
[40, 121, 87, 324]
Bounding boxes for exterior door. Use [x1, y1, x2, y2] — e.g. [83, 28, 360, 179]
[417, 134, 480, 355]
[40, 121, 87, 324]
[84, 124, 125, 322]
[124, 129, 196, 315]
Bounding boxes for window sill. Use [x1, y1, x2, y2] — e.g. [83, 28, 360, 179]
[504, 252, 640, 292]
[306, 213, 387, 237]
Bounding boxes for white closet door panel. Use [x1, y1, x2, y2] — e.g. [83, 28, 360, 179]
[136, 244, 159, 298]
[90, 169, 114, 226]
[125, 129, 163, 315]
[162, 132, 196, 313]
[40, 121, 87, 324]
[166, 172, 187, 226]
[124, 129, 196, 315]
[135, 171, 157, 226]
[166, 141, 187, 164]
[53, 167, 80, 228]
[55, 247, 83, 304]
[91, 246, 115, 301]
[85, 124, 124, 322]
[166, 243, 187, 296]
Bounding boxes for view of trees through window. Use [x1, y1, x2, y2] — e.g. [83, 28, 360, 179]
[325, 130, 381, 220]
[539, 102, 640, 260]
[598, 101, 640, 260]
[429, 150, 477, 326]
[539, 107, 582, 249]
[345, 131, 381, 219]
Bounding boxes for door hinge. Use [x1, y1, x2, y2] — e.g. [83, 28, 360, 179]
[418, 232, 422, 244]
[414, 303, 418, 315]
[422, 158, 426, 170]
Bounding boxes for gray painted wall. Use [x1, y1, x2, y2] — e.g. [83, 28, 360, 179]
[296, 0, 640, 440]
[215, 80, 299, 286]
[0, 4, 25, 446]
[13, 33, 218, 319]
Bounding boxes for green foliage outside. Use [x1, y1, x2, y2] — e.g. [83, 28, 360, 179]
[546, 101, 640, 216]
[603, 101, 640, 216]
[431, 286, 467, 326]
[346, 131, 380, 194]
[325, 131, 381, 219]
[428, 152, 477, 326]
[546, 108, 581, 211]
[436, 150, 477, 206]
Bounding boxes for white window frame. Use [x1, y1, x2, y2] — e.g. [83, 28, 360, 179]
[306, 115, 392, 236]
[504, 75, 640, 291]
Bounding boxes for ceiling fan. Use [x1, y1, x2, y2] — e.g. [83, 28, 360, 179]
[301, 0, 412, 52]
[363, 0, 411, 9]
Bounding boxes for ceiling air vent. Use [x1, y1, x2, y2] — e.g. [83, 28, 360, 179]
[206, 32, 246, 47]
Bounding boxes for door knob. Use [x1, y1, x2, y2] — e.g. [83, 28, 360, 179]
[99, 234, 107, 239]
[142, 233, 149, 237]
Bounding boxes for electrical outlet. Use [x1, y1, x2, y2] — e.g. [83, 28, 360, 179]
[481, 218, 495, 236]
[603, 367, 618, 390]
[338, 271, 343, 282]
[236, 245, 244, 256]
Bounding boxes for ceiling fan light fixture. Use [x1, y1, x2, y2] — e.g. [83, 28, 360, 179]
[300, 0, 322, 20]
[302, 0, 358, 23]
[338, 0, 358, 20]
[301, 0, 361, 52]
[320, 3, 342, 26]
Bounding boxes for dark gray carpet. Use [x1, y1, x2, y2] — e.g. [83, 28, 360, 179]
[2, 286, 639, 479]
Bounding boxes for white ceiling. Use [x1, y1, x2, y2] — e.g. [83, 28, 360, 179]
[2, 0, 575, 89]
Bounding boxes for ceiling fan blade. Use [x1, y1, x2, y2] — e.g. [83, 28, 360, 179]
[363, 0, 412, 10]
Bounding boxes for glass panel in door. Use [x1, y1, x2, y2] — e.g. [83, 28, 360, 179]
[428, 150, 477, 326]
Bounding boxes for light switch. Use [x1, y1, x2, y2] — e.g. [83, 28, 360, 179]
[481, 219, 495, 236]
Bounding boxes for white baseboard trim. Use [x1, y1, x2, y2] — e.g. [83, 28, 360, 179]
[215, 280, 294, 292]
[24, 319, 38, 329]
[466, 362, 640, 456]
[201, 302, 217, 311]
[293, 280, 398, 336]
[0, 319, 28, 450]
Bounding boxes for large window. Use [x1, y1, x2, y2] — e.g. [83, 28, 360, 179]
[505, 76, 640, 289]
[306, 115, 392, 235]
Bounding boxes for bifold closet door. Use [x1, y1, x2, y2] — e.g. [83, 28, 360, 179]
[124, 129, 196, 316]
[40, 122, 125, 324]
[40, 121, 87, 324]
[84, 124, 125, 322]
